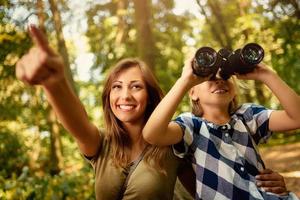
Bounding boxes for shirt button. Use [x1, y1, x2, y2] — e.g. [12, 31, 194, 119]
[240, 167, 245, 172]
[225, 133, 229, 137]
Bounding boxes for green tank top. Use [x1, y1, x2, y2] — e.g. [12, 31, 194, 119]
[88, 137, 180, 200]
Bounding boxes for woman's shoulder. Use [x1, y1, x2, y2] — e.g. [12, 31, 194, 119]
[85, 130, 111, 165]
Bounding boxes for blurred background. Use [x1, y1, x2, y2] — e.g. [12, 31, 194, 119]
[0, 0, 299, 199]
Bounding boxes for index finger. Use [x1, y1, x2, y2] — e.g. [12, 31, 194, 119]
[29, 24, 55, 55]
[259, 168, 273, 174]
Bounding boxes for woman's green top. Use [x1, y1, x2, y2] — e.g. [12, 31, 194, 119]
[88, 137, 180, 200]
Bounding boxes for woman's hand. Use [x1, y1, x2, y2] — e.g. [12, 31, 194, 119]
[256, 169, 288, 196]
[16, 25, 65, 88]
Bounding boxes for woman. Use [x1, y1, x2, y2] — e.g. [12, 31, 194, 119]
[16, 25, 289, 200]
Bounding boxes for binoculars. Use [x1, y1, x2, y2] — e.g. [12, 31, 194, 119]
[192, 43, 264, 80]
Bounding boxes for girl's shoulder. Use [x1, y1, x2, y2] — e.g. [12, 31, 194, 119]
[234, 103, 266, 115]
[175, 112, 204, 122]
[176, 112, 202, 118]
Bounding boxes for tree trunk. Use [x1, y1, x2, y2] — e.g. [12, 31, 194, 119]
[46, 0, 77, 174]
[238, 1, 268, 105]
[237, 1, 250, 40]
[290, 0, 300, 19]
[115, 0, 127, 45]
[195, 0, 226, 47]
[133, 0, 156, 70]
[36, 0, 64, 175]
[36, 0, 46, 34]
[48, 108, 64, 175]
[207, 0, 233, 49]
[48, 0, 75, 90]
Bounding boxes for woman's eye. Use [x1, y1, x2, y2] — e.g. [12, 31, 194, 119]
[132, 85, 143, 90]
[112, 85, 121, 90]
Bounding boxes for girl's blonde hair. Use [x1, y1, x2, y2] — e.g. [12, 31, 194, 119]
[191, 77, 240, 117]
[102, 58, 169, 173]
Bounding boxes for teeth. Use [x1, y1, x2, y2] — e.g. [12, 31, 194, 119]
[119, 105, 134, 111]
[213, 89, 227, 94]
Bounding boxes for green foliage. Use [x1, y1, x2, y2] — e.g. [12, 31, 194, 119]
[0, 22, 32, 121]
[151, 1, 194, 92]
[0, 0, 299, 199]
[0, 166, 95, 200]
[0, 126, 29, 178]
[269, 17, 300, 94]
[261, 132, 300, 147]
[85, 0, 194, 93]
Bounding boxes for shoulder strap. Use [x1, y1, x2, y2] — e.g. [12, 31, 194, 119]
[117, 146, 148, 200]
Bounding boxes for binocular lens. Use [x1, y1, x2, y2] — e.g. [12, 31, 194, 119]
[241, 43, 264, 64]
[197, 52, 215, 66]
[193, 47, 219, 77]
[195, 47, 217, 67]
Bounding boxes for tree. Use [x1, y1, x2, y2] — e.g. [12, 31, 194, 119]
[133, 0, 157, 69]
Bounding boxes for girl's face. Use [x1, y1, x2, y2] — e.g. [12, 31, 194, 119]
[109, 66, 149, 125]
[190, 78, 236, 108]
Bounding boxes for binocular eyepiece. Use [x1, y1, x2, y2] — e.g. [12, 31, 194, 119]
[192, 43, 264, 79]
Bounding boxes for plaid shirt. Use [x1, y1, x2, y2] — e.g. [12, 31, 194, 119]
[173, 103, 289, 200]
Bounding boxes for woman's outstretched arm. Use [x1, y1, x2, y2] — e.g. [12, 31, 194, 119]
[16, 25, 101, 156]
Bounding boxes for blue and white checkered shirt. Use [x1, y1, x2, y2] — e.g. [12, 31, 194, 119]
[173, 103, 289, 200]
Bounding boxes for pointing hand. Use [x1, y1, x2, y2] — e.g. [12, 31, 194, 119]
[16, 25, 65, 87]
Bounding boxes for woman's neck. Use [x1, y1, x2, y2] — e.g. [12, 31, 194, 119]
[202, 105, 230, 125]
[122, 122, 148, 162]
[122, 122, 147, 149]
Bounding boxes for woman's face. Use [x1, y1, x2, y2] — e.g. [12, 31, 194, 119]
[109, 66, 149, 125]
[190, 78, 236, 108]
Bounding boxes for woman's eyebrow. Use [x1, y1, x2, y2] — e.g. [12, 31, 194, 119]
[130, 80, 143, 83]
[112, 80, 122, 84]
[112, 80, 143, 84]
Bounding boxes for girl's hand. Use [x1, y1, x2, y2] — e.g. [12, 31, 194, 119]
[16, 25, 65, 88]
[235, 63, 275, 82]
[180, 56, 211, 88]
[256, 169, 288, 196]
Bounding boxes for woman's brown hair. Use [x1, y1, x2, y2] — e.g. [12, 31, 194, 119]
[102, 58, 169, 173]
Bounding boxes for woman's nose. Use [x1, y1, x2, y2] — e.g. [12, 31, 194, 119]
[120, 88, 131, 99]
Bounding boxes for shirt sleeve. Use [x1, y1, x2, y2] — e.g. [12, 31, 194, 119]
[82, 130, 105, 168]
[172, 112, 201, 158]
[237, 103, 274, 144]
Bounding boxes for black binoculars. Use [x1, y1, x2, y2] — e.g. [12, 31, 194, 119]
[192, 43, 264, 80]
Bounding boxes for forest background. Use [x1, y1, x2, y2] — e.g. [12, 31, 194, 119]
[1, 0, 299, 199]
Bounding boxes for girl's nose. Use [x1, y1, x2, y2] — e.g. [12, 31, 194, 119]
[210, 68, 223, 81]
[215, 67, 222, 79]
[215, 78, 225, 84]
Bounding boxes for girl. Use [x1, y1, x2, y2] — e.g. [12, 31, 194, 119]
[143, 56, 300, 200]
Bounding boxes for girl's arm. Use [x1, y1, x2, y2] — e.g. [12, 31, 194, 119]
[143, 58, 208, 146]
[237, 63, 300, 132]
[16, 25, 101, 157]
